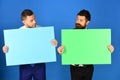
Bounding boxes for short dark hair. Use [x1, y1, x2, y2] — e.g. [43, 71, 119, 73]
[77, 9, 91, 21]
[21, 9, 34, 20]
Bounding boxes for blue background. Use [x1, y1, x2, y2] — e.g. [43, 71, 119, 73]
[0, 0, 120, 80]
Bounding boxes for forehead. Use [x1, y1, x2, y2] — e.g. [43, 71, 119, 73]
[26, 14, 35, 20]
[77, 15, 86, 20]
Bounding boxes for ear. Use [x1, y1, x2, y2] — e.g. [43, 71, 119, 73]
[22, 20, 25, 24]
[86, 21, 90, 25]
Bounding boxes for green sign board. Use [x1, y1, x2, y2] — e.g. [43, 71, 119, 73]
[62, 29, 111, 65]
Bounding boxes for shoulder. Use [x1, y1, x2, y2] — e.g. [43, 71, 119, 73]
[36, 25, 41, 28]
[19, 25, 41, 29]
[19, 26, 26, 29]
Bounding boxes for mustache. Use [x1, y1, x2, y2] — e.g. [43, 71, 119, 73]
[76, 23, 82, 27]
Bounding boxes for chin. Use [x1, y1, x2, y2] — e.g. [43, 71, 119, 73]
[32, 26, 36, 28]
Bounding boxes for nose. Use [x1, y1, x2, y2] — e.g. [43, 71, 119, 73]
[76, 20, 79, 24]
[76, 19, 80, 24]
[33, 20, 36, 24]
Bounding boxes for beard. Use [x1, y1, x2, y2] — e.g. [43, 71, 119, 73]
[28, 25, 36, 28]
[29, 26, 36, 28]
[75, 23, 86, 29]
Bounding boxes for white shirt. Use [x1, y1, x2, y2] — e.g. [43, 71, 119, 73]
[20, 25, 40, 29]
